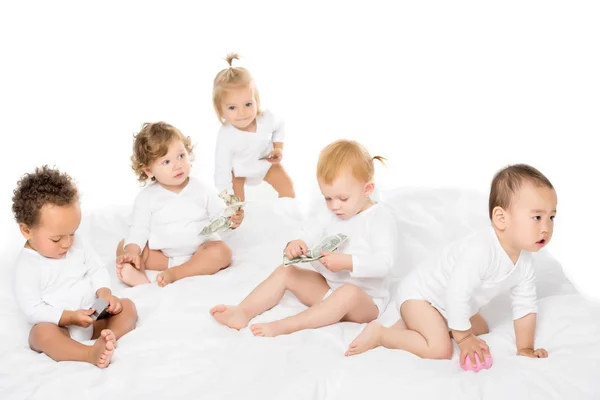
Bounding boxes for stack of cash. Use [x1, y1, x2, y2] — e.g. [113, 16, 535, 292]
[199, 190, 246, 236]
[282, 233, 348, 266]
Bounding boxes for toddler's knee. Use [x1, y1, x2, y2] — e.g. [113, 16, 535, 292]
[116, 239, 125, 256]
[121, 298, 137, 315]
[428, 344, 453, 360]
[338, 283, 363, 295]
[29, 323, 56, 350]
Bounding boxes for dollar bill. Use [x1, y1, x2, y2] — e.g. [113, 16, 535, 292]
[200, 216, 233, 236]
[218, 189, 241, 206]
[282, 233, 348, 266]
[200, 190, 245, 235]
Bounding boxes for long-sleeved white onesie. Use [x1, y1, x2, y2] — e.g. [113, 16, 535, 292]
[124, 177, 225, 268]
[214, 110, 285, 192]
[396, 226, 538, 331]
[297, 203, 399, 315]
[13, 235, 111, 342]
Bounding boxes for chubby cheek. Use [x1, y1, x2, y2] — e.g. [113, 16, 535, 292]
[35, 240, 62, 258]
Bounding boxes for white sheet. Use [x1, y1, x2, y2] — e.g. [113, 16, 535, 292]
[1, 188, 599, 400]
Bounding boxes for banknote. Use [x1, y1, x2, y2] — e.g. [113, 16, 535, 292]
[200, 216, 232, 236]
[282, 233, 348, 266]
[200, 190, 245, 235]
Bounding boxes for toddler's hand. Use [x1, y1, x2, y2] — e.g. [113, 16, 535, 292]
[458, 334, 490, 366]
[230, 209, 244, 229]
[71, 309, 95, 327]
[517, 347, 548, 358]
[319, 251, 351, 272]
[102, 295, 123, 315]
[267, 149, 282, 164]
[285, 240, 308, 259]
[117, 252, 140, 270]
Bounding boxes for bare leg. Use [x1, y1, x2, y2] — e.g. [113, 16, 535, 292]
[346, 300, 453, 359]
[210, 265, 329, 330]
[115, 239, 151, 286]
[232, 173, 246, 201]
[29, 323, 116, 368]
[157, 241, 232, 287]
[143, 248, 169, 271]
[250, 283, 379, 337]
[92, 298, 138, 342]
[264, 164, 295, 198]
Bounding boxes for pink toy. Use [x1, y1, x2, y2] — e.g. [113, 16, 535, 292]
[460, 352, 493, 372]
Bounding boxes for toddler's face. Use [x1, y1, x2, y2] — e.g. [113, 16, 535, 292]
[505, 182, 557, 252]
[318, 172, 374, 220]
[22, 202, 81, 259]
[220, 86, 258, 131]
[145, 139, 191, 189]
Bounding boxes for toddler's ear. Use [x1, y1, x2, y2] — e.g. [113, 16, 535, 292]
[491, 206, 507, 230]
[364, 181, 375, 197]
[19, 223, 33, 240]
[143, 167, 153, 178]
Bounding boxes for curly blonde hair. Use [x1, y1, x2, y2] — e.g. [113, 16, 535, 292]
[131, 121, 194, 183]
[317, 140, 386, 184]
[212, 53, 262, 124]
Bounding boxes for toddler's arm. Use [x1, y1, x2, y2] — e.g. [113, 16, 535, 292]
[15, 265, 66, 326]
[214, 133, 234, 192]
[514, 313, 547, 357]
[349, 211, 398, 278]
[123, 192, 152, 256]
[511, 264, 545, 357]
[445, 250, 487, 332]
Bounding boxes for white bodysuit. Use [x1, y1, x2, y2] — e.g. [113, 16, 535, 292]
[297, 203, 399, 315]
[13, 236, 111, 342]
[214, 110, 285, 192]
[124, 177, 225, 268]
[396, 227, 538, 331]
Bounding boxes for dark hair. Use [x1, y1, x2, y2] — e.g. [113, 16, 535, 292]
[489, 163, 554, 219]
[12, 165, 78, 227]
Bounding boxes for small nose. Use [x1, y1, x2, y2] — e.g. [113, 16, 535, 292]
[61, 236, 73, 249]
[541, 221, 550, 234]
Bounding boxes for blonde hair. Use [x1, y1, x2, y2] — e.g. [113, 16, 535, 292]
[212, 53, 262, 124]
[317, 140, 386, 184]
[131, 121, 194, 184]
[489, 163, 554, 219]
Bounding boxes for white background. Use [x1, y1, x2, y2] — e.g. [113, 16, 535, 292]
[1, 1, 598, 298]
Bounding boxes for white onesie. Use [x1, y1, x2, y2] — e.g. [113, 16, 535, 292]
[214, 110, 285, 192]
[13, 235, 111, 342]
[124, 177, 225, 268]
[297, 203, 399, 315]
[396, 226, 538, 331]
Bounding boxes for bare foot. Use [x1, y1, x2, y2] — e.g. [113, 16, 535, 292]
[156, 269, 176, 287]
[210, 305, 250, 330]
[103, 329, 117, 348]
[89, 329, 116, 368]
[250, 321, 286, 337]
[345, 321, 383, 357]
[118, 263, 150, 286]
